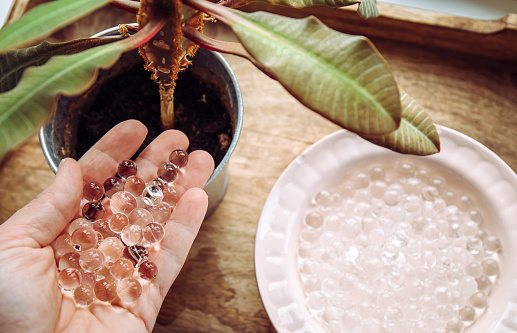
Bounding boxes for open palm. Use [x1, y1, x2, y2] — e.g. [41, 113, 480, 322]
[0, 120, 214, 333]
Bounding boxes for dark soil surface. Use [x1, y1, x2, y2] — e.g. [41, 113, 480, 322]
[76, 63, 233, 167]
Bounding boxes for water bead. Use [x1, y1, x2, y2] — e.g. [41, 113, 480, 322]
[352, 173, 369, 189]
[94, 278, 117, 302]
[138, 260, 158, 281]
[59, 251, 81, 271]
[83, 181, 104, 201]
[103, 177, 124, 198]
[444, 191, 458, 206]
[58, 268, 82, 290]
[338, 182, 355, 198]
[121, 225, 142, 246]
[125, 176, 146, 197]
[458, 305, 476, 322]
[476, 275, 493, 294]
[110, 258, 134, 280]
[383, 190, 400, 206]
[446, 317, 464, 333]
[458, 276, 478, 297]
[397, 162, 415, 178]
[96, 265, 113, 281]
[305, 211, 323, 229]
[370, 180, 388, 199]
[458, 195, 473, 211]
[142, 222, 165, 244]
[465, 262, 483, 278]
[306, 291, 326, 311]
[110, 191, 137, 215]
[98, 237, 125, 263]
[142, 184, 163, 206]
[71, 227, 98, 251]
[118, 160, 137, 179]
[470, 291, 488, 309]
[162, 185, 181, 207]
[422, 186, 440, 201]
[313, 190, 333, 207]
[93, 219, 114, 238]
[128, 208, 153, 228]
[68, 218, 91, 236]
[369, 166, 385, 181]
[484, 236, 501, 253]
[80, 269, 97, 286]
[148, 202, 172, 224]
[117, 277, 142, 303]
[481, 258, 499, 276]
[79, 248, 105, 272]
[128, 245, 149, 263]
[51, 234, 74, 258]
[82, 201, 105, 221]
[157, 162, 179, 182]
[109, 213, 129, 233]
[169, 149, 189, 168]
[73, 284, 95, 307]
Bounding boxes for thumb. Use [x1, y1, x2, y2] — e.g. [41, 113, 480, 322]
[1, 158, 83, 248]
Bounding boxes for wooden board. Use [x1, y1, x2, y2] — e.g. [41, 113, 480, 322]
[1, 2, 517, 332]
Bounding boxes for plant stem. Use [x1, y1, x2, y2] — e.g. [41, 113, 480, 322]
[160, 86, 175, 128]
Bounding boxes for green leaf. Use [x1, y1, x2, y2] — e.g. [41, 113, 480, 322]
[0, 0, 113, 52]
[361, 91, 440, 155]
[0, 37, 121, 93]
[249, 0, 359, 9]
[223, 10, 401, 135]
[0, 21, 165, 160]
[358, 0, 379, 19]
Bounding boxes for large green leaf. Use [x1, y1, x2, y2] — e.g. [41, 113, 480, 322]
[0, 21, 165, 160]
[361, 91, 440, 155]
[0, 37, 121, 93]
[358, 0, 379, 19]
[208, 8, 401, 135]
[249, 0, 359, 8]
[0, 0, 113, 52]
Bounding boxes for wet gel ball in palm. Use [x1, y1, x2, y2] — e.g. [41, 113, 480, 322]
[128, 208, 153, 228]
[110, 258, 135, 280]
[73, 284, 95, 307]
[94, 278, 117, 302]
[142, 185, 163, 206]
[169, 149, 189, 168]
[117, 278, 142, 303]
[138, 261, 158, 281]
[83, 181, 104, 201]
[59, 251, 81, 271]
[125, 176, 146, 197]
[71, 227, 98, 251]
[118, 160, 137, 179]
[148, 202, 172, 225]
[98, 237, 125, 263]
[82, 201, 105, 221]
[142, 223, 165, 244]
[110, 191, 137, 215]
[79, 248, 105, 272]
[103, 177, 124, 198]
[109, 213, 129, 233]
[157, 163, 178, 183]
[121, 225, 142, 246]
[58, 268, 82, 290]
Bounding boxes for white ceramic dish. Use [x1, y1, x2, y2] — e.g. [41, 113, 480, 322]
[378, 0, 517, 20]
[255, 126, 517, 333]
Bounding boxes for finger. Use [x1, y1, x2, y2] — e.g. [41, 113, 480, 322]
[170, 150, 214, 195]
[0, 159, 82, 247]
[134, 129, 189, 181]
[152, 187, 209, 295]
[79, 119, 148, 183]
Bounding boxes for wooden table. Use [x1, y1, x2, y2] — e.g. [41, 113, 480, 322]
[1, 2, 517, 332]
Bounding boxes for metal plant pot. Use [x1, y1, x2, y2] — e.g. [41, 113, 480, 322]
[40, 26, 243, 217]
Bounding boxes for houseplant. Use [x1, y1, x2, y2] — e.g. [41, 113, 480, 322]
[0, 0, 440, 164]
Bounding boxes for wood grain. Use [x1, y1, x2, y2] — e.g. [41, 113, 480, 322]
[1, 1, 517, 332]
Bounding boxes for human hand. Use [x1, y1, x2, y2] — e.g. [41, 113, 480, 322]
[0, 120, 214, 333]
